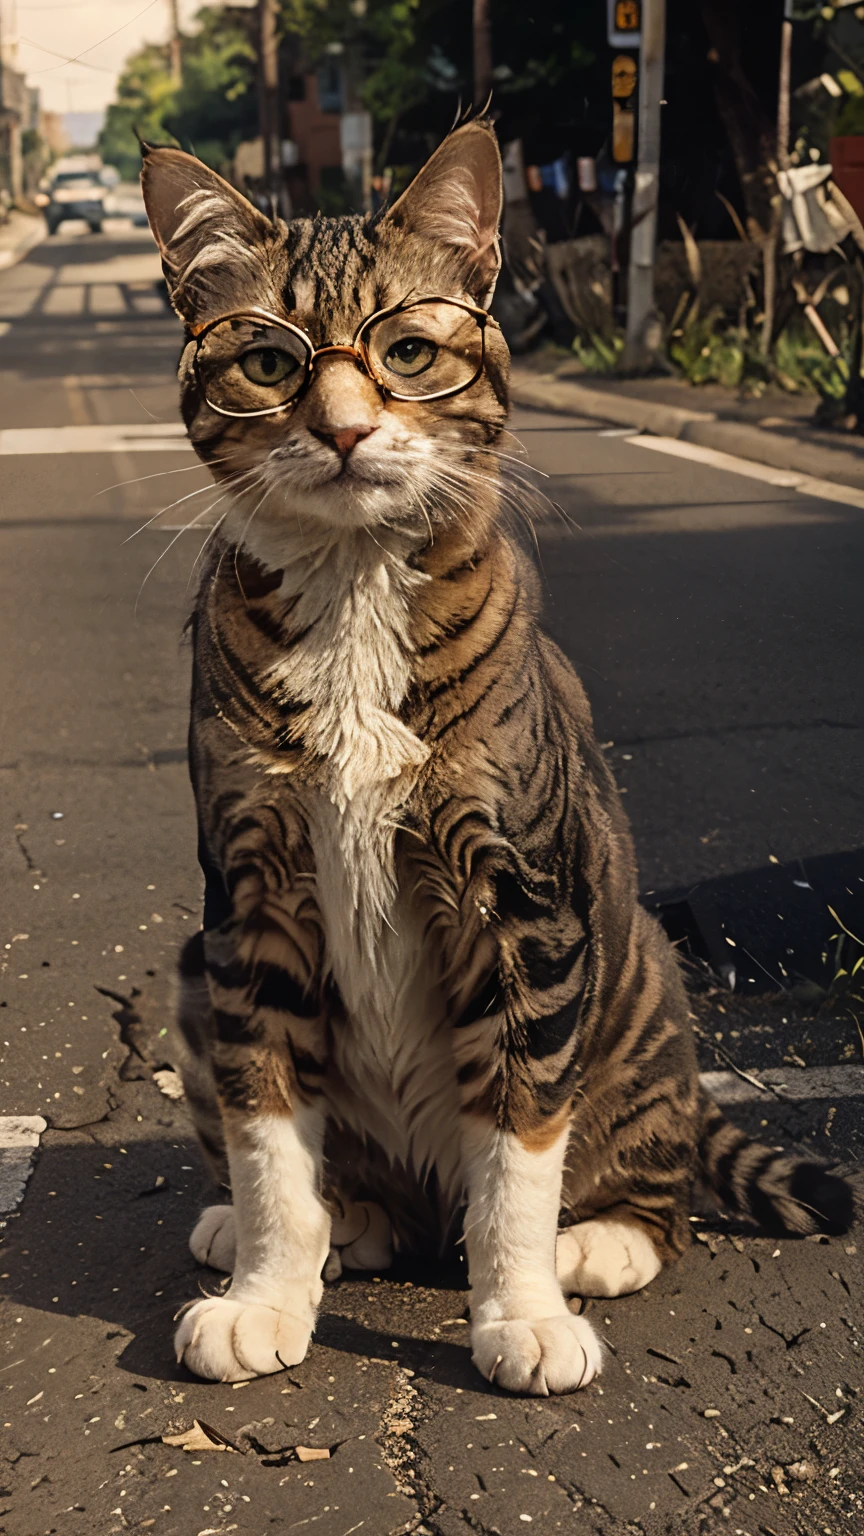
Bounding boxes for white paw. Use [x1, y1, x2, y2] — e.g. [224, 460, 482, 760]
[175, 1294, 313, 1382]
[330, 1200, 393, 1271]
[471, 1313, 602, 1396]
[556, 1217, 662, 1298]
[190, 1205, 236, 1273]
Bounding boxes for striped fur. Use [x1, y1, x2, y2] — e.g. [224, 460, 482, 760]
[143, 126, 853, 1391]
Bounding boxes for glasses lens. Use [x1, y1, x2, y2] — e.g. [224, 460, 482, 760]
[363, 301, 483, 398]
[197, 316, 309, 414]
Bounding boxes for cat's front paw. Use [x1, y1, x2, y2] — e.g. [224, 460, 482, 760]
[189, 1205, 236, 1273]
[175, 1295, 313, 1382]
[471, 1313, 602, 1396]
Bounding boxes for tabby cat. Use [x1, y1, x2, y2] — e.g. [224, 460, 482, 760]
[141, 122, 852, 1394]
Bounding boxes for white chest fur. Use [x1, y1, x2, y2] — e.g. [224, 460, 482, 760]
[258, 528, 463, 1196]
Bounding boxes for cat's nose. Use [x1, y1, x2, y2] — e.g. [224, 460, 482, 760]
[310, 425, 376, 458]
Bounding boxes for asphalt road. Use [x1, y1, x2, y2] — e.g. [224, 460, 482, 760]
[0, 225, 862, 1536]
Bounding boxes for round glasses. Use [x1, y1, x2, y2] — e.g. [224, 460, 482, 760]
[190, 297, 494, 418]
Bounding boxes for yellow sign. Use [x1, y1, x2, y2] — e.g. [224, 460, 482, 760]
[615, 0, 641, 31]
[612, 55, 638, 99]
[613, 102, 635, 163]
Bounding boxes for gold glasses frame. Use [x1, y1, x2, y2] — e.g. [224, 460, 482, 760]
[189, 295, 498, 418]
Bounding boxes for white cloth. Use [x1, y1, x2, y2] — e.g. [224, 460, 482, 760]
[778, 162, 864, 253]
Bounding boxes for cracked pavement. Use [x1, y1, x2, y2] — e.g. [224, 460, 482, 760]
[0, 227, 862, 1536]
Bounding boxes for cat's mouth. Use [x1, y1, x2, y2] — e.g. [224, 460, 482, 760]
[324, 458, 394, 488]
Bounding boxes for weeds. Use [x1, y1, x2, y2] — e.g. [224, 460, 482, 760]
[668, 307, 747, 389]
[570, 330, 624, 374]
[822, 906, 864, 1045]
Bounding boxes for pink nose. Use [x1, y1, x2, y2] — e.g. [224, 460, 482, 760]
[312, 425, 376, 458]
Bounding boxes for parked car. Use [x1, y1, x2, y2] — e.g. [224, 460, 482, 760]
[41, 169, 105, 235]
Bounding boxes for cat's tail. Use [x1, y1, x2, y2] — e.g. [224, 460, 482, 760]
[697, 1090, 854, 1236]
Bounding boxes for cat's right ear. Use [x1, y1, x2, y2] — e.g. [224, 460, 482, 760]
[385, 120, 503, 305]
[140, 145, 278, 324]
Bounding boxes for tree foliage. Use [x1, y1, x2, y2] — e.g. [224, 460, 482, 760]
[98, 6, 257, 181]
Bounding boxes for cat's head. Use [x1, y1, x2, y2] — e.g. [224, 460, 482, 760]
[142, 122, 509, 560]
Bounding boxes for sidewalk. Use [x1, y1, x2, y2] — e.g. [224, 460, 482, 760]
[511, 356, 864, 494]
[0, 208, 45, 270]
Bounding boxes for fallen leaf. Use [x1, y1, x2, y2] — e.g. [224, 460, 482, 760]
[162, 1419, 237, 1453]
[295, 1445, 330, 1462]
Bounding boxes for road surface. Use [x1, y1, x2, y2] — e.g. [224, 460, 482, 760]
[0, 224, 861, 1536]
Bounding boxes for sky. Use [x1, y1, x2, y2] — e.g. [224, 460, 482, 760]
[12, 0, 239, 117]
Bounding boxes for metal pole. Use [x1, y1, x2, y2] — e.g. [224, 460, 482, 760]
[167, 0, 182, 88]
[258, 0, 283, 211]
[473, 0, 493, 109]
[761, 1, 793, 356]
[776, 0, 793, 174]
[623, 0, 666, 373]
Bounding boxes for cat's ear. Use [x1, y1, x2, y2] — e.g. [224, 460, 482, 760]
[140, 145, 278, 323]
[386, 121, 503, 305]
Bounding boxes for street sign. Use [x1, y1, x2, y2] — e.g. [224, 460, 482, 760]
[608, 0, 641, 48]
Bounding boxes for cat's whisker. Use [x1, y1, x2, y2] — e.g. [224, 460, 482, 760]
[122, 466, 258, 545]
[233, 481, 276, 600]
[472, 444, 550, 480]
[135, 499, 232, 615]
[97, 455, 233, 496]
[188, 511, 230, 589]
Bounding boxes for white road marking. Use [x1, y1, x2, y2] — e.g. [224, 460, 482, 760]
[89, 283, 126, 316]
[0, 423, 190, 455]
[54, 253, 161, 287]
[701, 1064, 864, 1105]
[626, 433, 864, 511]
[43, 283, 86, 317]
[0, 1116, 47, 1223]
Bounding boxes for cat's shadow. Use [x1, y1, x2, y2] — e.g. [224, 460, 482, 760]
[3, 1131, 490, 1391]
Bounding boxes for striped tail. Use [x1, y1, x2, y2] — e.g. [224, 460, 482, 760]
[698, 1091, 854, 1236]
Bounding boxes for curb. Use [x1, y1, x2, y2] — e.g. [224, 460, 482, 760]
[0, 214, 46, 272]
[511, 371, 864, 495]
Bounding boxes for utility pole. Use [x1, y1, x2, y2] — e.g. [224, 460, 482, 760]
[473, 0, 493, 109]
[760, 0, 793, 356]
[258, 0, 286, 214]
[166, 0, 182, 88]
[776, 0, 793, 175]
[622, 0, 666, 373]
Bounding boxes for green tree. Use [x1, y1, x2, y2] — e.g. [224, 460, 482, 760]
[98, 5, 258, 181]
[98, 43, 178, 180]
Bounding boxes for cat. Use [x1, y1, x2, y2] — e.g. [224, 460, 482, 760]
[141, 121, 853, 1394]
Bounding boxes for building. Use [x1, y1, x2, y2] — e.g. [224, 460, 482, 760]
[0, 0, 28, 202]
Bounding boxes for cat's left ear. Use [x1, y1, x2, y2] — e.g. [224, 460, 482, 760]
[140, 144, 279, 323]
[386, 120, 503, 305]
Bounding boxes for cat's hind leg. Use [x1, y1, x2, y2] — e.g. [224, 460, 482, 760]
[327, 1197, 394, 1273]
[556, 1207, 665, 1298]
[188, 1196, 394, 1280]
[190, 1205, 236, 1272]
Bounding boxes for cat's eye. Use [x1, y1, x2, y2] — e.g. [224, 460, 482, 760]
[384, 336, 438, 377]
[194, 317, 312, 416]
[240, 348, 301, 386]
[361, 301, 486, 400]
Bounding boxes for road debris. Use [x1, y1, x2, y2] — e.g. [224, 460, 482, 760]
[162, 1420, 237, 1453]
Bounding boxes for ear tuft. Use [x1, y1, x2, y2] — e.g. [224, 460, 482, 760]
[140, 146, 279, 324]
[386, 120, 502, 304]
